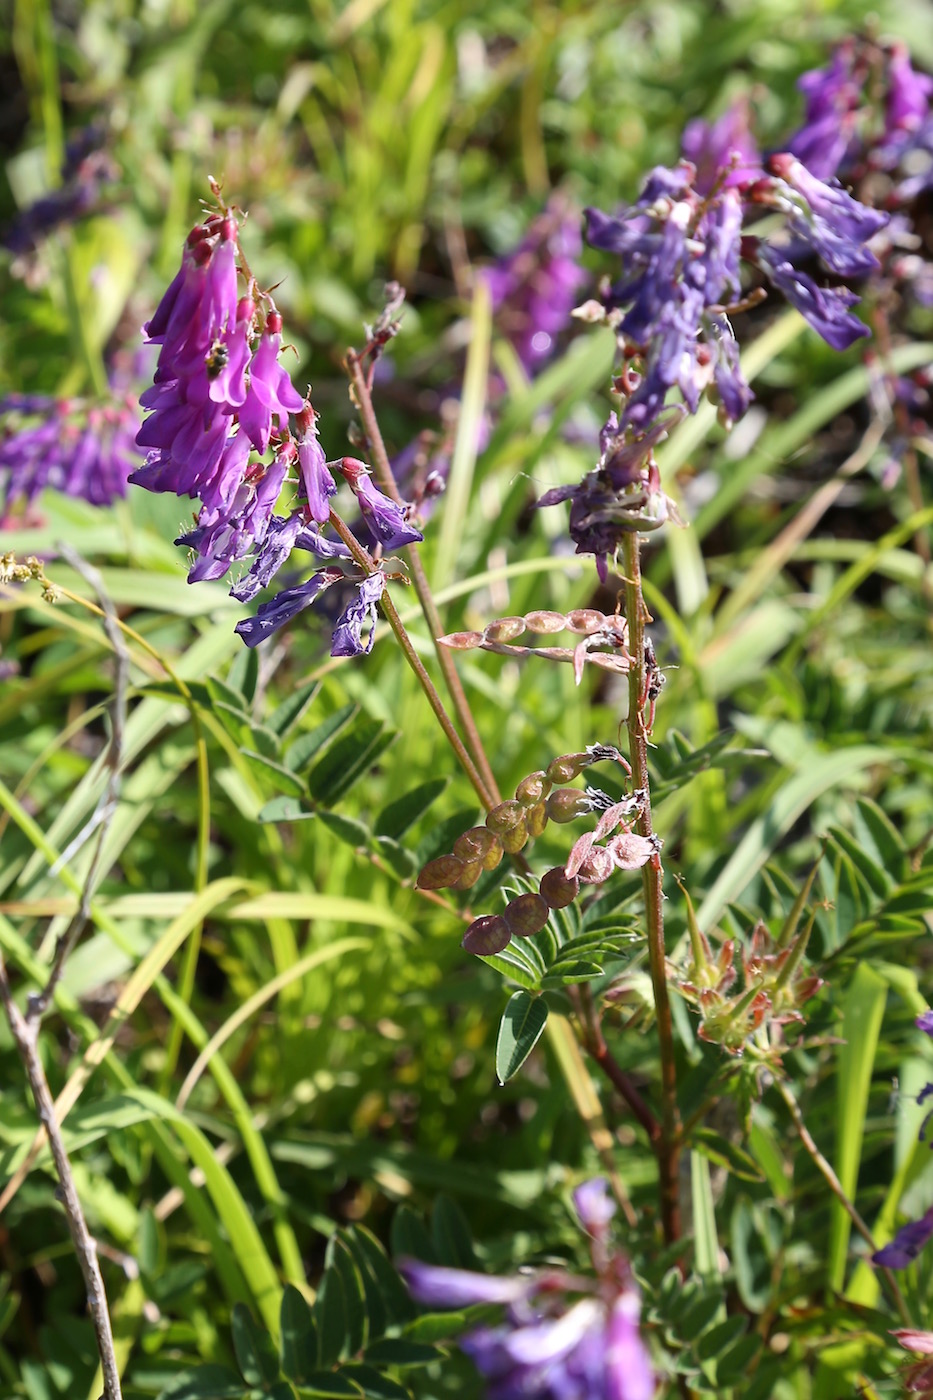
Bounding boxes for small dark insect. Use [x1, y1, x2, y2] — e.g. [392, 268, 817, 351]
[204, 339, 229, 379]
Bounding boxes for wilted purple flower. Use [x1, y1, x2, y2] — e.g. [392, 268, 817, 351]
[484, 198, 587, 373]
[338, 457, 424, 549]
[766, 154, 886, 278]
[177, 450, 288, 582]
[1, 390, 142, 518]
[234, 567, 345, 647]
[872, 1206, 933, 1270]
[330, 572, 386, 657]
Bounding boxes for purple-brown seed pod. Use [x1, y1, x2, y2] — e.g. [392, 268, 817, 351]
[545, 788, 592, 823]
[504, 892, 549, 938]
[515, 770, 552, 806]
[484, 616, 526, 642]
[454, 826, 503, 869]
[539, 866, 580, 909]
[500, 819, 529, 854]
[524, 610, 567, 634]
[485, 799, 525, 833]
[417, 854, 464, 889]
[462, 914, 511, 956]
[526, 800, 548, 838]
[566, 608, 606, 634]
[439, 631, 484, 649]
[452, 859, 483, 890]
[546, 753, 588, 784]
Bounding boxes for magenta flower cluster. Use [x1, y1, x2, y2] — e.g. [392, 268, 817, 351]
[132, 204, 422, 654]
[399, 1179, 655, 1400]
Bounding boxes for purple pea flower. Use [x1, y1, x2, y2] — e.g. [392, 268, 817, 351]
[786, 41, 864, 181]
[338, 458, 424, 549]
[872, 1206, 933, 1270]
[330, 572, 386, 657]
[234, 567, 345, 648]
[681, 99, 763, 195]
[767, 154, 886, 279]
[885, 45, 933, 141]
[238, 310, 305, 454]
[295, 403, 336, 524]
[756, 249, 868, 351]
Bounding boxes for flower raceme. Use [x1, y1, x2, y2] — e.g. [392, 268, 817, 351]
[132, 196, 423, 655]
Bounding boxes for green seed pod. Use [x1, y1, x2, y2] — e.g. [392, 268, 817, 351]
[480, 833, 504, 869]
[546, 753, 588, 784]
[484, 616, 526, 643]
[452, 859, 483, 890]
[504, 892, 549, 938]
[524, 610, 566, 634]
[486, 799, 525, 833]
[417, 854, 464, 889]
[566, 608, 605, 634]
[545, 788, 591, 823]
[500, 819, 528, 854]
[526, 800, 548, 838]
[515, 771, 552, 806]
[539, 866, 580, 909]
[454, 826, 500, 864]
[462, 915, 511, 957]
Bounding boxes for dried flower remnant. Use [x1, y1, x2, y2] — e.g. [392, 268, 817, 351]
[398, 1179, 655, 1400]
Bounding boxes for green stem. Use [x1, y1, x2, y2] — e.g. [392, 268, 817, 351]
[621, 530, 682, 1245]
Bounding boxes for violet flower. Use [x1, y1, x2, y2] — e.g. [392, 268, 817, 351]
[872, 1207, 933, 1270]
[681, 100, 763, 194]
[330, 573, 386, 657]
[338, 458, 424, 549]
[484, 198, 587, 373]
[1, 391, 142, 519]
[786, 41, 864, 180]
[398, 1179, 655, 1400]
[234, 568, 345, 648]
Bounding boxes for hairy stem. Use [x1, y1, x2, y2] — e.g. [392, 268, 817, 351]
[344, 347, 502, 805]
[621, 530, 682, 1245]
[328, 509, 494, 809]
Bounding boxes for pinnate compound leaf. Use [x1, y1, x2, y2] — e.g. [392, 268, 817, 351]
[231, 1303, 280, 1387]
[258, 795, 316, 824]
[375, 779, 448, 839]
[286, 704, 360, 772]
[307, 718, 397, 805]
[496, 991, 548, 1084]
[267, 680, 322, 736]
[363, 1339, 443, 1368]
[158, 1365, 247, 1399]
[431, 1195, 476, 1269]
[241, 751, 307, 795]
[313, 1263, 348, 1367]
[281, 1285, 318, 1385]
[297, 1373, 364, 1398]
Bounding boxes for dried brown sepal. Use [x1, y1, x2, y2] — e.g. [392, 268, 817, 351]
[454, 826, 503, 868]
[545, 788, 592, 822]
[515, 771, 551, 806]
[417, 854, 464, 889]
[526, 800, 548, 838]
[452, 859, 483, 890]
[462, 914, 511, 957]
[483, 616, 526, 643]
[604, 831, 655, 870]
[500, 819, 529, 854]
[524, 610, 567, 634]
[504, 892, 549, 938]
[438, 631, 483, 649]
[485, 800, 525, 833]
[539, 866, 580, 909]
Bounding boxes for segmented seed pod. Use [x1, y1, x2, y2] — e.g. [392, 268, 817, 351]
[515, 770, 552, 806]
[462, 914, 511, 956]
[504, 892, 549, 938]
[500, 819, 529, 854]
[524, 610, 567, 634]
[485, 799, 525, 833]
[546, 752, 588, 784]
[566, 608, 605, 634]
[539, 866, 580, 909]
[417, 854, 464, 889]
[439, 631, 483, 649]
[484, 616, 526, 643]
[454, 826, 503, 870]
[526, 800, 548, 838]
[452, 859, 483, 890]
[545, 788, 592, 823]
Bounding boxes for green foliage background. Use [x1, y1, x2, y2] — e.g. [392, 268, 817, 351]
[1, 0, 933, 1397]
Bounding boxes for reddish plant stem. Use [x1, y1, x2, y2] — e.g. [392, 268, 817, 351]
[344, 347, 502, 806]
[621, 531, 682, 1245]
[574, 985, 661, 1144]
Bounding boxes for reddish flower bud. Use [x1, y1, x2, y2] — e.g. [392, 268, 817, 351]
[504, 893, 549, 938]
[462, 915, 511, 957]
[417, 854, 464, 889]
[484, 616, 526, 642]
[515, 771, 552, 806]
[486, 800, 525, 833]
[546, 788, 591, 823]
[540, 866, 580, 908]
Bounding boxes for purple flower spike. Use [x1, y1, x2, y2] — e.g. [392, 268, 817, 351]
[872, 1206, 933, 1269]
[238, 310, 304, 453]
[339, 458, 424, 549]
[886, 45, 933, 138]
[681, 99, 763, 195]
[573, 1178, 616, 1234]
[398, 1259, 535, 1309]
[234, 567, 344, 647]
[484, 197, 586, 372]
[295, 403, 336, 524]
[330, 573, 387, 657]
[1, 390, 142, 517]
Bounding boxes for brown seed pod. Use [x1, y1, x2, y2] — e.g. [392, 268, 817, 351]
[526, 800, 548, 838]
[539, 866, 581, 909]
[454, 827, 503, 870]
[462, 915, 511, 957]
[500, 819, 529, 854]
[452, 859, 483, 890]
[546, 753, 588, 784]
[545, 789, 592, 823]
[524, 610, 567, 634]
[484, 616, 526, 643]
[438, 631, 483, 649]
[417, 854, 464, 889]
[566, 608, 606, 634]
[515, 771, 552, 806]
[504, 892, 549, 938]
[485, 799, 525, 833]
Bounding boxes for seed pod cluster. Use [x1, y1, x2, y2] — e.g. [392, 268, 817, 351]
[440, 608, 618, 651]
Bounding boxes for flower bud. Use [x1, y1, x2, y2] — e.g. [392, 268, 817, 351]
[525, 800, 548, 838]
[539, 866, 580, 909]
[504, 893, 549, 938]
[417, 854, 464, 889]
[500, 819, 529, 854]
[462, 915, 511, 957]
[566, 608, 605, 634]
[524, 610, 566, 634]
[546, 753, 588, 784]
[452, 859, 483, 890]
[545, 788, 591, 823]
[486, 800, 525, 833]
[515, 771, 551, 806]
[484, 616, 526, 642]
[454, 827, 503, 870]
